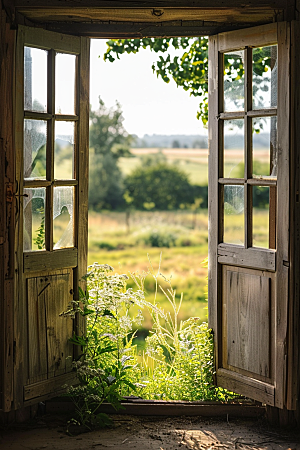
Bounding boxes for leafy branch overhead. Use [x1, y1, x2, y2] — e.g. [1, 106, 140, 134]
[104, 37, 209, 125]
[104, 38, 274, 126]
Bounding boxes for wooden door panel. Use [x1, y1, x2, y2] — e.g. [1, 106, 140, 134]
[26, 270, 73, 385]
[223, 266, 273, 379]
[208, 22, 290, 407]
[13, 26, 89, 409]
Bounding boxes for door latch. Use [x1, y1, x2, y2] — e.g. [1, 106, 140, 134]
[6, 183, 28, 202]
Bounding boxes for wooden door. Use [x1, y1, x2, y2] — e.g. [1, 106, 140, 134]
[14, 26, 89, 409]
[208, 22, 290, 408]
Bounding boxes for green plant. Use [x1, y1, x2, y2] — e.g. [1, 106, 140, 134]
[60, 263, 148, 430]
[62, 259, 238, 431]
[33, 207, 45, 250]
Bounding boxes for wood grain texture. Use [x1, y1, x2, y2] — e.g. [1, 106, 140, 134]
[14, 0, 287, 6]
[208, 34, 219, 364]
[24, 248, 78, 272]
[19, 25, 81, 53]
[287, 19, 300, 412]
[226, 271, 270, 376]
[13, 26, 83, 410]
[43, 21, 248, 38]
[217, 368, 275, 405]
[27, 271, 73, 384]
[211, 23, 281, 407]
[14, 24, 28, 410]
[217, 244, 276, 271]
[218, 22, 277, 52]
[16, 7, 278, 24]
[24, 372, 77, 401]
[0, 6, 16, 412]
[74, 36, 90, 344]
[274, 21, 290, 409]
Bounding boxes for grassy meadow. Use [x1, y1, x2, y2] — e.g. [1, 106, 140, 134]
[88, 146, 271, 343]
[88, 209, 209, 333]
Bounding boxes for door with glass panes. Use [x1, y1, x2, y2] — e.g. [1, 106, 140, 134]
[208, 22, 290, 408]
[14, 26, 89, 408]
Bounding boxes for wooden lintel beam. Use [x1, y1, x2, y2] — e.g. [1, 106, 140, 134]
[14, 0, 286, 8]
[43, 21, 264, 37]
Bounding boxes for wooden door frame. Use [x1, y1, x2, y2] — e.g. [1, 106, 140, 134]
[1, 2, 298, 417]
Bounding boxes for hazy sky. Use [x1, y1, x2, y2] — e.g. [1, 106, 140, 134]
[90, 39, 207, 137]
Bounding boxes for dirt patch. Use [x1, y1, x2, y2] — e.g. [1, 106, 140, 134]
[1, 414, 300, 450]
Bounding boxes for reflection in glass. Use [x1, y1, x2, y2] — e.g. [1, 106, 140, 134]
[253, 117, 277, 178]
[55, 53, 76, 115]
[53, 186, 74, 249]
[54, 122, 74, 179]
[224, 50, 244, 112]
[24, 47, 47, 113]
[23, 188, 45, 251]
[253, 186, 270, 249]
[24, 120, 47, 179]
[253, 45, 277, 110]
[224, 119, 244, 178]
[224, 185, 244, 245]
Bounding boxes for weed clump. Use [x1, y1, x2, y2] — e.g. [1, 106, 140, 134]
[61, 260, 238, 431]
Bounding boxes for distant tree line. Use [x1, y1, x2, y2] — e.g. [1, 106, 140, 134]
[88, 98, 209, 212]
[88, 99, 269, 212]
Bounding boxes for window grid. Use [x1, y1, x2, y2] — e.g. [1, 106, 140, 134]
[219, 46, 277, 250]
[23, 47, 78, 252]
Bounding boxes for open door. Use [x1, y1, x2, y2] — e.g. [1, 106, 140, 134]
[208, 22, 290, 408]
[13, 26, 89, 409]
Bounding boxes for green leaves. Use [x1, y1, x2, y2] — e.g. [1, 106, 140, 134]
[104, 37, 209, 125]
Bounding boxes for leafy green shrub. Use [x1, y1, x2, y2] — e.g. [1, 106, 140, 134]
[60, 263, 148, 430]
[131, 262, 237, 402]
[136, 228, 177, 248]
[62, 261, 238, 431]
[95, 241, 117, 250]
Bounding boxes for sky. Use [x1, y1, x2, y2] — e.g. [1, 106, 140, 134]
[90, 39, 207, 137]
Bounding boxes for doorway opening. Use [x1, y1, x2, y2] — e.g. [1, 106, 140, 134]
[84, 36, 276, 404]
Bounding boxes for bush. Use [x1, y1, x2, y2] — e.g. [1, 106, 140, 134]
[124, 163, 196, 210]
[61, 261, 239, 431]
[136, 228, 177, 248]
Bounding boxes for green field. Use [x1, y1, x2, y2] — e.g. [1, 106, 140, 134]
[88, 210, 209, 331]
[119, 148, 209, 185]
[87, 145, 271, 339]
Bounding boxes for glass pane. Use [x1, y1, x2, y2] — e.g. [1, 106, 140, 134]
[253, 45, 277, 110]
[23, 188, 45, 251]
[223, 185, 244, 245]
[54, 121, 75, 179]
[55, 53, 76, 115]
[253, 116, 277, 178]
[24, 120, 47, 179]
[24, 47, 47, 113]
[224, 119, 244, 178]
[224, 50, 245, 112]
[53, 186, 74, 249]
[253, 186, 272, 249]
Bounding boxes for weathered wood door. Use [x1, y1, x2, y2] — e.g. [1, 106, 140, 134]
[208, 22, 290, 408]
[14, 26, 89, 409]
